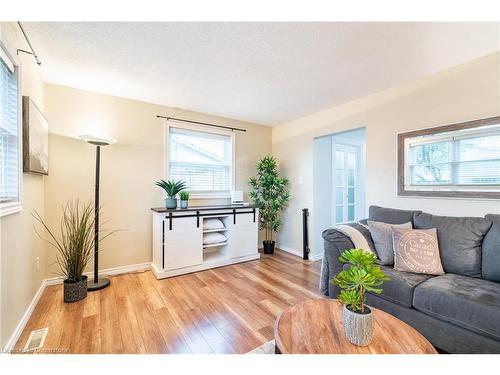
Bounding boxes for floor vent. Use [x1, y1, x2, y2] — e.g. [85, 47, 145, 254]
[23, 327, 49, 353]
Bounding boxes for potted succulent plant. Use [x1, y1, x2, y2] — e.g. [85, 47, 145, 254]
[33, 201, 115, 303]
[155, 179, 186, 209]
[249, 155, 290, 255]
[179, 191, 190, 209]
[331, 249, 389, 346]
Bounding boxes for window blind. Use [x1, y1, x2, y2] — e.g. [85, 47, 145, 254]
[0, 50, 19, 204]
[168, 127, 232, 192]
[408, 127, 500, 187]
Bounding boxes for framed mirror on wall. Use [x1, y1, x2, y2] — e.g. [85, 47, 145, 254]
[398, 116, 500, 199]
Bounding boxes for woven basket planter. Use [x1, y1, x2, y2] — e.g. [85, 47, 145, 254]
[63, 275, 88, 303]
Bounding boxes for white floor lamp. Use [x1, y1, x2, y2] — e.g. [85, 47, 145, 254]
[79, 134, 116, 291]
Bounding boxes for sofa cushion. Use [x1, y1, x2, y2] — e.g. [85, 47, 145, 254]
[367, 220, 412, 265]
[413, 212, 492, 277]
[368, 266, 434, 308]
[413, 274, 500, 341]
[483, 214, 500, 282]
[369, 206, 421, 225]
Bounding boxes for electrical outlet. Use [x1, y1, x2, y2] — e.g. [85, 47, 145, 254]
[35, 257, 40, 272]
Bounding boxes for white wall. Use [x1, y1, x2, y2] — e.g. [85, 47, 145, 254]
[273, 52, 500, 258]
[0, 22, 46, 349]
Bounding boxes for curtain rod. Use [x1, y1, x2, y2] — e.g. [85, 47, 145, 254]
[157, 115, 246, 132]
[16, 22, 41, 65]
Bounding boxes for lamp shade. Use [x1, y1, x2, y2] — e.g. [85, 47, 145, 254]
[79, 134, 117, 146]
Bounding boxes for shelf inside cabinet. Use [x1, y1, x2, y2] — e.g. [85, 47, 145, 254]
[203, 215, 230, 220]
[202, 241, 228, 249]
[203, 228, 228, 233]
[203, 250, 229, 263]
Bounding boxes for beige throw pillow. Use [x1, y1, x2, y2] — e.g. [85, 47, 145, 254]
[392, 227, 444, 275]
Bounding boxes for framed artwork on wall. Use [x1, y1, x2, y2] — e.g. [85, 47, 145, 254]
[22, 96, 49, 175]
[398, 115, 500, 199]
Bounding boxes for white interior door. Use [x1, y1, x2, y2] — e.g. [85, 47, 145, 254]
[332, 143, 361, 224]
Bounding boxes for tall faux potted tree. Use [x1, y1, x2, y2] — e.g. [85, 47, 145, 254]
[155, 179, 186, 209]
[249, 155, 290, 254]
[331, 249, 389, 346]
[33, 201, 116, 303]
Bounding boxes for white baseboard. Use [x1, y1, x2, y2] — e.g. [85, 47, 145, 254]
[44, 262, 152, 286]
[276, 243, 303, 258]
[277, 243, 323, 261]
[3, 279, 48, 353]
[309, 252, 323, 261]
[3, 262, 152, 353]
[96, 262, 151, 276]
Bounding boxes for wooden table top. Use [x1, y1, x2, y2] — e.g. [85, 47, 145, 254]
[274, 299, 437, 354]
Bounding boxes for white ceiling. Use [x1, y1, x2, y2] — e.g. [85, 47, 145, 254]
[23, 22, 500, 126]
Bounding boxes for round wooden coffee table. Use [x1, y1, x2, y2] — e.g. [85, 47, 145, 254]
[274, 299, 437, 354]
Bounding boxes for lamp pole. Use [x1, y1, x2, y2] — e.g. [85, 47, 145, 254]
[79, 135, 116, 291]
[92, 145, 102, 287]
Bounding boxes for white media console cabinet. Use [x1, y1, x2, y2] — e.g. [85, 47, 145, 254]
[151, 205, 260, 279]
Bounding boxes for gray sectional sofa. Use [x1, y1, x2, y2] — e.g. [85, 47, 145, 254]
[321, 205, 500, 353]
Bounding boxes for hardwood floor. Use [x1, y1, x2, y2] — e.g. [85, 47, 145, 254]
[14, 250, 321, 354]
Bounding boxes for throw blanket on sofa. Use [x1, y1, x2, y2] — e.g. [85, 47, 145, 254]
[334, 222, 375, 254]
[319, 221, 376, 295]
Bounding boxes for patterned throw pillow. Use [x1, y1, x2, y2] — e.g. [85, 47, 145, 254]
[392, 227, 444, 275]
[367, 220, 413, 265]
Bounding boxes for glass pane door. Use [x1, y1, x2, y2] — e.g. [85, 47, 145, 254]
[333, 144, 358, 224]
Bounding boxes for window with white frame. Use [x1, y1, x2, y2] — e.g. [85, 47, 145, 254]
[0, 43, 21, 216]
[399, 118, 500, 198]
[167, 125, 234, 196]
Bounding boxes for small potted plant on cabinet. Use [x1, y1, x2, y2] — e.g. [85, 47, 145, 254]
[331, 249, 389, 346]
[33, 201, 115, 303]
[249, 155, 290, 255]
[179, 191, 190, 209]
[155, 179, 186, 209]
